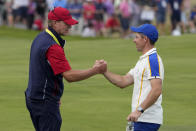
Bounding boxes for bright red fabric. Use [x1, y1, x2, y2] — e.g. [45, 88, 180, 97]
[46, 44, 71, 75]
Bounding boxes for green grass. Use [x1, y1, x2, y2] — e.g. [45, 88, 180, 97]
[0, 27, 196, 131]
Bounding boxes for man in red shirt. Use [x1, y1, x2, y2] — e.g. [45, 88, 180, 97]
[105, 13, 121, 36]
[83, 0, 96, 26]
[25, 7, 106, 131]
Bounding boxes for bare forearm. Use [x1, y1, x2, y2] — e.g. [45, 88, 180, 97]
[103, 71, 133, 88]
[62, 68, 97, 82]
[62, 60, 107, 82]
[140, 79, 162, 110]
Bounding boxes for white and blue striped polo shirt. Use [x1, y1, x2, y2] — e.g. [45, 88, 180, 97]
[128, 48, 164, 124]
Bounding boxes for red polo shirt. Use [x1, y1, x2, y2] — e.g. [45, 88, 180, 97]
[46, 44, 71, 75]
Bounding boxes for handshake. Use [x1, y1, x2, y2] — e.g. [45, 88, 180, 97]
[93, 59, 107, 74]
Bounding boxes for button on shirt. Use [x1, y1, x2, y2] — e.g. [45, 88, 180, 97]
[128, 48, 164, 124]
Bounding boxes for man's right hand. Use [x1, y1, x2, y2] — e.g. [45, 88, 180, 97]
[93, 60, 107, 74]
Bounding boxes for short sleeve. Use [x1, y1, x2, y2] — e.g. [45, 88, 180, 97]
[128, 68, 134, 77]
[147, 53, 162, 80]
[46, 44, 71, 75]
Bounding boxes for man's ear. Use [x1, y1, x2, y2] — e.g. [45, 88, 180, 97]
[144, 36, 149, 42]
[144, 37, 147, 42]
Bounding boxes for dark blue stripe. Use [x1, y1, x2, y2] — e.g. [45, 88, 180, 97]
[134, 122, 161, 131]
[149, 53, 160, 77]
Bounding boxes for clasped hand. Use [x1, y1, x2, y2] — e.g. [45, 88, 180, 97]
[93, 59, 107, 74]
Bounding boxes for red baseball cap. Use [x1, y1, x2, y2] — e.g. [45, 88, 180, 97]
[48, 7, 78, 25]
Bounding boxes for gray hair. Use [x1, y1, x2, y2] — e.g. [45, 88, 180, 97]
[48, 20, 54, 27]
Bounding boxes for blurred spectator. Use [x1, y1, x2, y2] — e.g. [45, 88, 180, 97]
[83, 0, 96, 27]
[5, 0, 14, 26]
[113, 0, 120, 18]
[12, 0, 19, 21]
[36, 0, 46, 19]
[27, 0, 36, 29]
[0, 0, 5, 7]
[36, 0, 46, 28]
[140, 0, 156, 24]
[46, 0, 55, 11]
[119, 0, 131, 38]
[33, 15, 43, 30]
[168, 0, 183, 35]
[53, 0, 67, 8]
[1, 0, 196, 37]
[189, 5, 196, 33]
[183, 0, 191, 16]
[94, 0, 106, 36]
[104, 0, 114, 17]
[45, 0, 55, 28]
[105, 13, 121, 37]
[129, 0, 141, 27]
[181, 0, 191, 33]
[67, 0, 83, 35]
[114, 0, 120, 8]
[0, 0, 4, 24]
[0, 0, 7, 25]
[12, 0, 29, 26]
[155, 0, 168, 35]
[82, 22, 96, 37]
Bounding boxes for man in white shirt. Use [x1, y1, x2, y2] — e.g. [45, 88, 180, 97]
[102, 24, 164, 131]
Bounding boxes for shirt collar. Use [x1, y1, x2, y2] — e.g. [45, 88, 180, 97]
[139, 48, 157, 59]
[48, 26, 66, 47]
